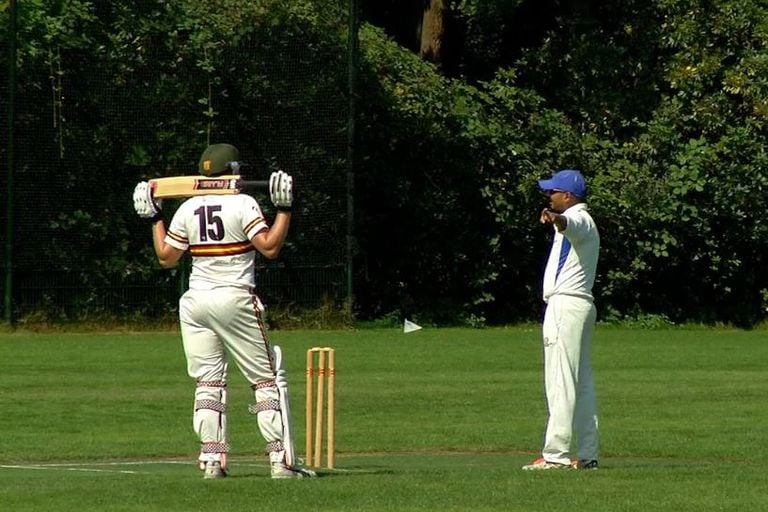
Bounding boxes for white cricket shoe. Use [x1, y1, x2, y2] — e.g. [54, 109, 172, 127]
[522, 457, 571, 470]
[203, 461, 227, 479]
[270, 463, 318, 479]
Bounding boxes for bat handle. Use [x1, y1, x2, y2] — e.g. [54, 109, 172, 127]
[238, 180, 270, 190]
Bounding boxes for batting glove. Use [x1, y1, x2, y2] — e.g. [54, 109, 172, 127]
[132, 181, 163, 222]
[269, 170, 293, 212]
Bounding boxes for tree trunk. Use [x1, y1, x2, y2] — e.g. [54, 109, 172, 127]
[420, 0, 446, 64]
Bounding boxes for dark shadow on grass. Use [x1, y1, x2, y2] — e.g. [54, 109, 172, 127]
[215, 466, 396, 479]
[317, 466, 396, 477]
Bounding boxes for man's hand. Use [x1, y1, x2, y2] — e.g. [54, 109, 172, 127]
[133, 181, 163, 221]
[540, 208, 556, 224]
[540, 208, 566, 231]
[269, 170, 293, 211]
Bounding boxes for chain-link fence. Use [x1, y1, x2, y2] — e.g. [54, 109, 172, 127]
[1, 1, 356, 323]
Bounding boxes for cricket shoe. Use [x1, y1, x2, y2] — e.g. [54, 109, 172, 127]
[270, 463, 318, 479]
[571, 459, 599, 470]
[203, 461, 227, 479]
[522, 457, 572, 470]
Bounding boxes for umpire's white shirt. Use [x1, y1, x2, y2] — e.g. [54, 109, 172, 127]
[542, 203, 599, 302]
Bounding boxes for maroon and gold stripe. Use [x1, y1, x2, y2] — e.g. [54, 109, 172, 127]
[244, 217, 265, 234]
[190, 241, 254, 257]
[166, 230, 188, 245]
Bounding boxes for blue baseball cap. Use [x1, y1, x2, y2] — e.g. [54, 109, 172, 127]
[538, 169, 587, 198]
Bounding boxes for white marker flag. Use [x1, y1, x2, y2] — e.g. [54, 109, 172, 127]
[403, 319, 422, 333]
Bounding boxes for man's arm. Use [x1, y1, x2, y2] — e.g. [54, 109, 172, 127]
[252, 169, 294, 259]
[540, 208, 568, 232]
[133, 181, 185, 268]
[151, 220, 185, 268]
[251, 211, 291, 259]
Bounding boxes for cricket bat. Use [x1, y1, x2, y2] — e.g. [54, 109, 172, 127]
[149, 175, 269, 199]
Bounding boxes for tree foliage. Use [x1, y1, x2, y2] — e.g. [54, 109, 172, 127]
[2, 0, 767, 326]
[1, 1, 349, 321]
[354, 0, 768, 326]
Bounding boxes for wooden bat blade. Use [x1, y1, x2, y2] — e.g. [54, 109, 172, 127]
[149, 175, 269, 199]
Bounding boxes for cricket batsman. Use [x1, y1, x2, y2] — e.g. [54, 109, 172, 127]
[132, 143, 315, 479]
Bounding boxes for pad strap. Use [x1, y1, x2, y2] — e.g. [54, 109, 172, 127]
[198, 380, 227, 388]
[196, 399, 227, 412]
[251, 380, 275, 390]
[248, 399, 280, 415]
[201, 441, 231, 453]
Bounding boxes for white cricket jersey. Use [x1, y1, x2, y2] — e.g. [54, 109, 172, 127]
[542, 203, 600, 303]
[165, 194, 268, 291]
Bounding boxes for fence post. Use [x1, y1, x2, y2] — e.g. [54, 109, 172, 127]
[4, 0, 17, 326]
[345, 0, 359, 313]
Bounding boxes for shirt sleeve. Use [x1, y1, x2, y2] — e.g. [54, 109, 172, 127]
[165, 201, 190, 251]
[243, 195, 269, 239]
[562, 209, 590, 243]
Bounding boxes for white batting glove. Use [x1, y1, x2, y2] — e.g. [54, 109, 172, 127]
[132, 181, 163, 221]
[269, 170, 293, 211]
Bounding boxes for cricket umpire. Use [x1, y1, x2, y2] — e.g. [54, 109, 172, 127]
[523, 169, 600, 471]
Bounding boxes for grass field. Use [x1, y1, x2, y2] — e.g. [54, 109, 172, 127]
[1, 326, 766, 511]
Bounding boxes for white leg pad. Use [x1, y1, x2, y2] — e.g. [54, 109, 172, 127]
[273, 345, 296, 467]
[194, 381, 230, 467]
[249, 346, 296, 467]
[250, 381, 286, 458]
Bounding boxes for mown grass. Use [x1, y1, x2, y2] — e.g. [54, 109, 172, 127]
[0, 327, 766, 511]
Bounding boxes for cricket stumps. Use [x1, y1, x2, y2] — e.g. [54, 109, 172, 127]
[305, 347, 335, 469]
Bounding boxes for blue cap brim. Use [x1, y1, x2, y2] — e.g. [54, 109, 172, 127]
[538, 179, 556, 191]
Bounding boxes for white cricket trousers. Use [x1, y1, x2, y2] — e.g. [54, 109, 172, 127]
[541, 294, 599, 464]
[179, 287, 288, 466]
[179, 287, 274, 384]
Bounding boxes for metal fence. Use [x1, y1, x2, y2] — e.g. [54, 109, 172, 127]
[1, 1, 358, 324]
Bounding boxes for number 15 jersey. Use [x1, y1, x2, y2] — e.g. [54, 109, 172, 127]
[165, 194, 269, 291]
